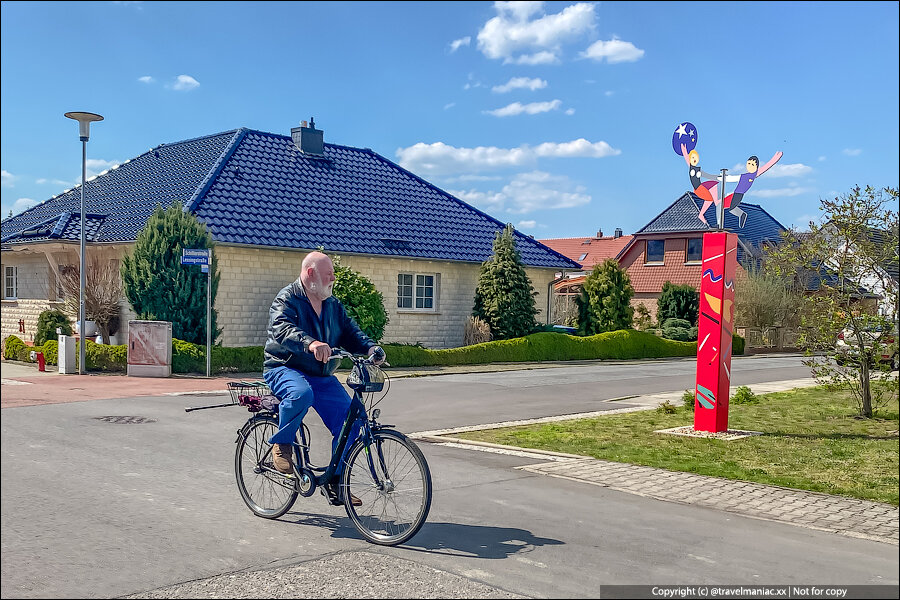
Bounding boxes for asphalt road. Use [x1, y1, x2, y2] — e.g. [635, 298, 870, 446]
[2, 356, 897, 598]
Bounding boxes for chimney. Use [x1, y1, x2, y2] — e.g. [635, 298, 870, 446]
[291, 117, 324, 156]
[596, 229, 603, 238]
[614, 228, 623, 238]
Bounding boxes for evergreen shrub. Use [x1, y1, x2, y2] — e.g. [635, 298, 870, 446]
[35, 310, 73, 346]
[4, 335, 25, 360]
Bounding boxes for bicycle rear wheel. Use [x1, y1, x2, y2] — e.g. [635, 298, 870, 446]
[235, 415, 299, 519]
[341, 429, 432, 545]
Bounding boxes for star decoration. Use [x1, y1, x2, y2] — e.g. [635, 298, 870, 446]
[675, 123, 688, 137]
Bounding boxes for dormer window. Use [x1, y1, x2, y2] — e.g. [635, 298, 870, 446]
[578, 253, 588, 261]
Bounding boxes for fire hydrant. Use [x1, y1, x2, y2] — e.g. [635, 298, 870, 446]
[37, 352, 46, 372]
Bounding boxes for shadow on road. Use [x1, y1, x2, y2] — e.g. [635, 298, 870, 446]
[284, 512, 564, 558]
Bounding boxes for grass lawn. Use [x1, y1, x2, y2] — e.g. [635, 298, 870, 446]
[456, 386, 899, 506]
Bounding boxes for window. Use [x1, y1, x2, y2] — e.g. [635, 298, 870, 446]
[398, 273, 438, 311]
[686, 238, 703, 263]
[578, 253, 588, 261]
[646, 240, 665, 263]
[4, 266, 17, 299]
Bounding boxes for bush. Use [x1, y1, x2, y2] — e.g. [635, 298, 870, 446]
[731, 385, 758, 404]
[472, 224, 539, 339]
[633, 303, 653, 331]
[656, 399, 678, 414]
[84, 339, 126, 372]
[172, 338, 205, 373]
[576, 258, 634, 335]
[662, 317, 695, 342]
[682, 388, 696, 412]
[121, 202, 220, 345]
[333, 256, 388, 342]
[4, 335, 26, 360]
[35, 309, 72, 346]
[657, 282, 699, 325]
[733, 333, 745, 356]
[41, 339, 59, 365]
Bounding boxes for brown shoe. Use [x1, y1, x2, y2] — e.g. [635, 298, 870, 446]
[271, 443, 294, 475]
[324, 482, 362, 506]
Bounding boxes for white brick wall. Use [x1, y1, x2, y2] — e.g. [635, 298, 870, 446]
[216, 246, 556, 349]
[3, 246, 558, 350]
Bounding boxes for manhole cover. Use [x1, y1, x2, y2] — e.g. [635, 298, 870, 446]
[93, 416, 157, 425]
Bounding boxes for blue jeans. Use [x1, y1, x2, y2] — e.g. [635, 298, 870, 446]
[264, 366, 363, 474]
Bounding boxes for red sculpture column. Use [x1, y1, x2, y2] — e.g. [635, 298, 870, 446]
[694, 231, 738, 432]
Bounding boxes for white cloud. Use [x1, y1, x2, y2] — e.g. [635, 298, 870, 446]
[604, 90, 615, 97]
[396, 138, 620, 176]
[443, 102, 456, 110]
[517, 220, 537, 229]
[449, 36, 471, 53]
[450, 170, 591, 214]
[484, 99, 562, 117]
[508, 51, 559, 65]
[492, 76, 548, 93]
[818, 156, 827, 161]
[751, 186, 815, 198]
[11, 197, 38, 214]
[581, 38, 645, 63]
[84, 158, 121, 179]
[36, 178, 71, 186]
[138, 75, 154, 84]
[1, 169, 15, 187]
[842, 148, 862, 156]
[766, 163, 813, 178]
[565, 108, 575, 115]
[170, 74, 200, 91]
[477, 1, 596, 64]
[729, 161, 811, 177]
[793, 214, 821, 229]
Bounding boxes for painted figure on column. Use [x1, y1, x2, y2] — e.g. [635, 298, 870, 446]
[721, 152, 783, 228]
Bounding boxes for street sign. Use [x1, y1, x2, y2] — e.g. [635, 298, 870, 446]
[181, 248, 209, 265]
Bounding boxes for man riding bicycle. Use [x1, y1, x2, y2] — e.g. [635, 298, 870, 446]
[263, 251, 385, 506]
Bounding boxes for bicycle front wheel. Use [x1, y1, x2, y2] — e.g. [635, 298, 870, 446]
[234, 415, 299, 519]
[341, 429, 432, 545]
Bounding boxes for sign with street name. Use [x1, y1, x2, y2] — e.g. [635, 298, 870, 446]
[181, 248, 209, 265]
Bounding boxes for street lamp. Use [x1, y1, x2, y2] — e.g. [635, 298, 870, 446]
[64, 111, 103, 375]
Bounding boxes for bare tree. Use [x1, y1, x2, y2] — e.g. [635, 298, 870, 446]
[59, 256, 123, 345]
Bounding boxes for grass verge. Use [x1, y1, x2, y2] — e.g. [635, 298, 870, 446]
[456, 385, 899, 505]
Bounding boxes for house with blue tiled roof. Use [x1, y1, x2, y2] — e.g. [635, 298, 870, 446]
[2, 120, 579, 348]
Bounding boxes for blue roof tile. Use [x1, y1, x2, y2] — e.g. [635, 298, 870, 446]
[2, 127, 577, 269]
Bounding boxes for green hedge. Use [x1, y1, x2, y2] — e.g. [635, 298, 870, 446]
[385, 330, 697, 367]
[3, 330, 745, 373]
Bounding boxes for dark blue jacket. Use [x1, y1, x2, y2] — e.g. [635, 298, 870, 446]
[263, 280, 374, 376]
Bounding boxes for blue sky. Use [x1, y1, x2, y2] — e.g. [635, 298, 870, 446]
[2, 1, 898, 240]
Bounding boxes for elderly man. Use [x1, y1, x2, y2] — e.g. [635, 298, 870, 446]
[263, 251, 385, 506]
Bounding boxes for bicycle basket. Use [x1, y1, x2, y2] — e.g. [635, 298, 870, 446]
[346, 362, 385, 393]
[227, 381, 278, 413]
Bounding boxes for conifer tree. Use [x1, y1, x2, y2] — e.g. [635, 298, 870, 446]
[472, 224, 538, 339]
[576, 258, 635, 335]
[121, 203, 220, 344]
[656, 281, 699, 325]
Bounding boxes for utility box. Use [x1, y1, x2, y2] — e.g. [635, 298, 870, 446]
[127, 320, 172, 377]
[58, 334, 76, 374]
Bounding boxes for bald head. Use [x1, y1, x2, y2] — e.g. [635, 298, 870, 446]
[300, 252, 335, 301]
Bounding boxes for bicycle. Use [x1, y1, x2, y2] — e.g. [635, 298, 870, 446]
[186, 349, 432, 546]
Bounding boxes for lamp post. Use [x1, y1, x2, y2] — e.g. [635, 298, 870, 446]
[64, 111, 104, 375]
